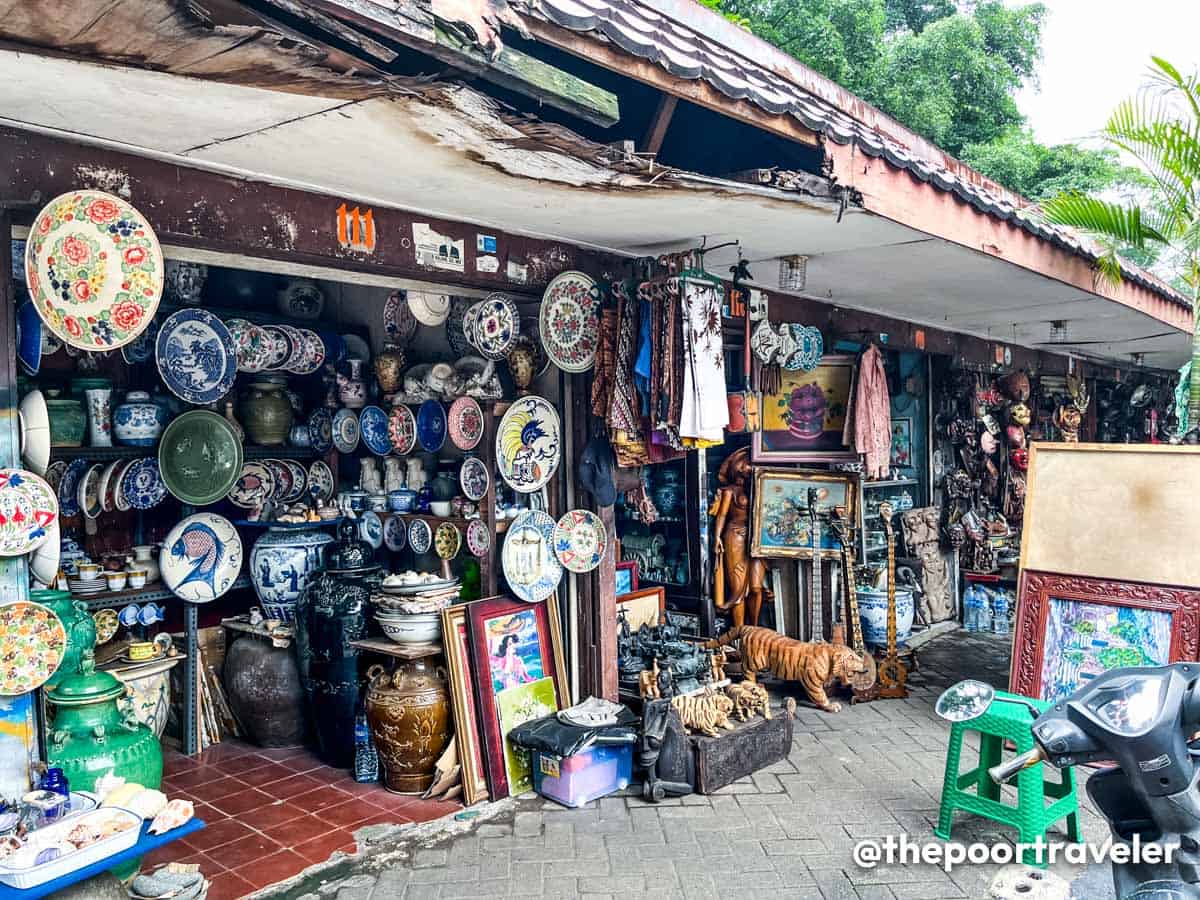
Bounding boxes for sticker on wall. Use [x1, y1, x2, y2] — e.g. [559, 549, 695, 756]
[413, 224, 464, 272]
[477, 256, 499, 274]
[336, 204, 376, 254]
[506, 260, 528, 284]
[477, 234, 497, 253]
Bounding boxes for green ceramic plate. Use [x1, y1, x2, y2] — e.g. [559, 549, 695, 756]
[158, 410, 244, 506]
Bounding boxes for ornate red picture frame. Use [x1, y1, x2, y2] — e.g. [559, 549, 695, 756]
[1010, 570, 1200, 701]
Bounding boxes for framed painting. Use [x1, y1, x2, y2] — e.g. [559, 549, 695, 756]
[466, 594, 569, 798]
[616, 586, 666, 631]
[615, 561, 638, 596]
[1010, 570, 1200, 702]
[441, 604, 489, 806]
[0, 694, 36, 800]
[753, 355, 856, 463]
[750, 467, 860, 559]
[890, 417, 913, 469]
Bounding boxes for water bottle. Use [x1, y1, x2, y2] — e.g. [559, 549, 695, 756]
[964, 586, 980, 632]
[976, 587, 992, 633]
[353, 694, 379, 784]
[992, 590, 1010, 635]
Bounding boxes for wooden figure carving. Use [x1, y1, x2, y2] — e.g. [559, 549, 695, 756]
[709, 447, 771, 628]
[726, 681, 772, 722]
[638, 660, 660, 699]
[706, 626, 866, 713]
[710, 647, 727, 683]
[670, 689, 735, 737]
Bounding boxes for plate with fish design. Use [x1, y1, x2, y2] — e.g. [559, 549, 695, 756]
[160, 513, 243, 602]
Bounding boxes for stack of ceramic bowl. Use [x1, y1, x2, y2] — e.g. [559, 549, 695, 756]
[67, 563, 106, 597]
[372, 572, 460, 645]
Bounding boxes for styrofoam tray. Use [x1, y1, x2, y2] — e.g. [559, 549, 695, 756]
[0, 807, 141, 889]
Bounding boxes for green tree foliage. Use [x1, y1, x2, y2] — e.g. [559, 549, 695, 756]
[961, 128, 1143, 200]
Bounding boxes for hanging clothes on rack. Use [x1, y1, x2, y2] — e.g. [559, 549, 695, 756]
[849, 344, 892, 479]
[678, 271, 728, 446]
[608, 280, 648, 466]
[590, 305, 617, 420]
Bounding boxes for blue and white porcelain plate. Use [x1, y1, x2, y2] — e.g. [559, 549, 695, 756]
[459, 456, 489, 502]
[359, 511, 384, 549]
[156, 309, 237, 405]
[307, 408, 333, 455]
[161, 513, 243, 603]
[121, 458, 168, 510]
[782, 324, 823, 372]
[496, 396, 560, 493]
[502, 509, 563, 603]
[332, 408, 360, 454]
[407, 517, 432, 554]
[58, 459, 89, 517]
[416, 400, 446, 453]
[383, 514, 406, 552]
[359, 406, 391, 456]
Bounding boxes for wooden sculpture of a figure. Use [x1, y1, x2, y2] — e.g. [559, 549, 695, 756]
[709, 446, 770, 628]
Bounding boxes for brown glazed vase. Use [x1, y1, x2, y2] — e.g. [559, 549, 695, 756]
[364, 660, 451, 794]
[374, 345, 406, 395]
[223, 633, 307, 747]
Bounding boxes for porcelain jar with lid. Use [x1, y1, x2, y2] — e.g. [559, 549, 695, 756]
[31, 589, 96, 690]
[239, 377, 294, 446]
[250, 525, 334, 622]
[129, 545, 161, 584]
[365, 660, 451, 794]
[113, 391, 169, 447]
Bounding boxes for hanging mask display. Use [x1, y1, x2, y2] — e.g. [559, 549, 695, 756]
[1009, 402, 1032, 427]
[1009, 447, 1029, 471]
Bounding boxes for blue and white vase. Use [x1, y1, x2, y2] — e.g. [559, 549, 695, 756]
[250, 526, 334, 622]
[856, 587, 914, 648]
[113, 391, 169, 447]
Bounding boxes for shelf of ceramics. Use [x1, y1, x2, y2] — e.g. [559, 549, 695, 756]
[350, 637, 443, 660]
[81, 576, 252, 609]
[50, 445, 320, 462]
[99, 653, 188, 675]
[377, 512, 483, 528]
[158, 302, 372, 335]
[863, 478, 918, 488]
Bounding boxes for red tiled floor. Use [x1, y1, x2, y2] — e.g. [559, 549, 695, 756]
[248, 800, 309, 830]
[165, 766, 230, 791]
[214, 832, 283, 870]
[266, 772, 325, 799]
[317, 799, 387, 830]
[208, 788, 276, 817]
[293, 828, 357, 864]
[234, 848, 311, 890]
[259, 814, 327, 848]
[300, 785, 354, 811]
[183, 818, 256, 853]
[237, 762, 295, 787]
[185, 775, 249, 801]
[206, 870, 258, 900]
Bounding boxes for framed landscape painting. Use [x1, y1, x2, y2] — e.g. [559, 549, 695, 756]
[753, 355, 856, 463]
[750, 467, 859, 559]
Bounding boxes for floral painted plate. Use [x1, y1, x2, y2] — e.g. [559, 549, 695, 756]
[448, 396, 484, 451]
[160, 513, 243, 602]
[25, 191, 163, 352]
[308, 460, 335, 501]
[156, 309, 237, 405]
[389, 404, 416, 455]
[307, 408, 334, 455]
[553, 509, 608, 574]
[263, 459, 294, 502]
[539, 271, 600, 373]
[466, 518, 490, 558]
[281, 459, 308, 502]
[332, 408, 360, 454]
[0, 469, 58, 556]
[383, 514, 407, 552]
[434, 521, 461, 560]
[416, 400, 446, 453]
[228, 460, 275, 509]
[460, 456, 489, 502]
[473, 293, 520, 360]
[496, 395, 561, 493]
[0, 601, 66, 694]
[121, 458, 168, 510]
[359, 406, 391, 456]
[295, 329, 326, 375]
[93, 608, 119, 645]
[57, 459, 89, 518]
[408, 517, 433, 554]
[383, 291, 419, 346]
[262, 325, 291, 370]
[278, 324, 309, 373]
[501, 509, 562, 603]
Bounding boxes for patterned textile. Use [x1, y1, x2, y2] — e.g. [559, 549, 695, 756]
[591, 306, 617, 419]
[852, 344, 891, 479]
[678, 277, 728, 443]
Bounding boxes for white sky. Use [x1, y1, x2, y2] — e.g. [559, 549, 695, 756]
[1017, 0, 1200, 146]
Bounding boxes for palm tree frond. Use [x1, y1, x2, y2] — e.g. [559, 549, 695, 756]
[1040, 193, 1170, 248]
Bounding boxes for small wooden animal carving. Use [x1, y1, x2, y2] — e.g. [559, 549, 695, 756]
[670, 689, 735, 737]
[726, 681, 772, 722]
[706, 626, 866, 713]
[710, 647, 727, 683]
[639, 660, 661, 699]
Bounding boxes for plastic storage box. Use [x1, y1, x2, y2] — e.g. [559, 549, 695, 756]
[532, 743, 633, 808]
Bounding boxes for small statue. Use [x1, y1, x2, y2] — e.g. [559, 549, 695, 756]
[710, 647, 727, 683]
[360, 458, 383, 494]
[639, 660, 661, 700]
[670, 688, 735, 737]
[1053, 403, 1082, 443]
[384, 457, 405, 493]
[708, 447, 771, 628]
[726, 681, 772, 722]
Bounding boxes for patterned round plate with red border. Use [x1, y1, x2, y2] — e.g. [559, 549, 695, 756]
[466, 518, 490, 558]
[0, 468, 58, 557]
[553, 508, 607, 574]
[0, 601, 66, 695]
[448, 396, 484, 451]
[388, 404, 416, 455]
[539, 271, 600, 373]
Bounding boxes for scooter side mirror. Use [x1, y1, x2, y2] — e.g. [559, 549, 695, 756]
[936, 679, 995, 722]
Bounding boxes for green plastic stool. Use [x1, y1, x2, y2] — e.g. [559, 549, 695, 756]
[935, 689, 1081, 866]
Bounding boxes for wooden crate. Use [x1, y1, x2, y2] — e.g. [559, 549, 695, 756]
[689, 710, 793, 793]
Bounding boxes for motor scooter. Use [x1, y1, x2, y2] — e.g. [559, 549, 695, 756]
[937, 664, 1200, 899]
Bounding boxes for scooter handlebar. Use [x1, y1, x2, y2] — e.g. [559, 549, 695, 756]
[988, 747, 1047, 784]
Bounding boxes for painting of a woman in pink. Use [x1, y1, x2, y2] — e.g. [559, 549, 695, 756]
[491, 635, 533, 692]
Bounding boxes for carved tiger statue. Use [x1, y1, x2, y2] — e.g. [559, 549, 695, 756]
[670, 689, 735, 737]
[726, 681, 771, 722]
[706, 626, 866, 713]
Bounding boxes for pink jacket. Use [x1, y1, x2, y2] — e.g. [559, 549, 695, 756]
[853, 345, 892, 479]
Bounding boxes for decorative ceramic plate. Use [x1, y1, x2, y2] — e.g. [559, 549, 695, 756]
[502, 509, 563, 603]
[263, 459, 293, 502]
[57, 459, 88, 518]
[158, 410, 243, 505]
[0, 469, 57, 556]
[262, 325, 291, 370]
[459, 456, 489, 502]
[76, 463, 103, 520]
[0, 601, 65, 695]
[473, 293, 520, 360]
[445, 296, 474, 357]
[92, 608, 119, 645]
[750, 319, 782, 364]
[539, 271, 600, 373]
[448, 396, 484, 451]
[226, 318, 256, 371]
[506, 332, 551, 382]
[156, 309, 237, 405]
[228, 461, 274, 509]
[553, 509, 608, 574]
[307, 408, 334, 455]
[278, 325, 309, 373]
[242, 323, 276, 373]
[383, 291, 419, 346]
[332, 408, 361, 454]
[18, 389, 50, 477]
[17, 300, 42, 377]
[416, 400, 447, 453]
[121, 458, 168, 510]
[407, 291, 451, 327]
[496, 395, 561, 493]
[360, 511, 384, 549]
[466, 518, 490, 558]
[111, 458, 137, 512]
[463, 301, 483, 350]
[782, 324, 823, 372]
[407, 517, 433, 554]
[388, 405, 416, 455]
[296, 329, 326, 375]
[308, 460, 334, 501]
[281, 459, 308, 502]
[434, 521, 461, 560]
[98, 459, 123, 513]
[383, 514, 406, 552]
[121, 316, 160, 365]
[25, 190, 163, 352]
[359, 406, 391, 456]
[161, 513, 243, 603]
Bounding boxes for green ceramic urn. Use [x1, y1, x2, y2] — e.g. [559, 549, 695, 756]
[46, 651, 163, 794]
[239, 377, 294, 446]
[45, 396, 87, 448]
[30, 589, 96, 689]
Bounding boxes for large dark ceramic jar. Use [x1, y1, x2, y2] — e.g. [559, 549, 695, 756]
[223, 633, 307, 747]
[365, 660, 451, 794]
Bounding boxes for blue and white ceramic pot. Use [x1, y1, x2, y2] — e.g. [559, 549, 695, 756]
[250, 526, 334, 622]
[113, 391, 169, 447]
[856, 587, 915, 648]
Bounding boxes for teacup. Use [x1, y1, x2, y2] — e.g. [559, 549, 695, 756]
[105, 571, 128, 591]
[77, 563, 101, 581]
[126, 570, 147, 590]
[127, 641, 156, 661]
[430, 501, 453, 517]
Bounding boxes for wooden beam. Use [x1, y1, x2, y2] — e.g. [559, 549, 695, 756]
[641, 93, 677, 155]
[252, 0, 401, 62]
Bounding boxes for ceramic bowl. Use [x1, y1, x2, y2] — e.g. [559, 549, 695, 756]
[430, 501, 453, 517]
[105, 571, 128, 591]
[375, 612, 441, 645]
[367, 494, 388, 512]
[77, 563, 101, 581]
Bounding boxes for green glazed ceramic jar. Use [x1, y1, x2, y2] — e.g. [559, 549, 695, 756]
[30, 589, 95, 689]
[239, 378, 293, 446]
[45, 396, 87, 447]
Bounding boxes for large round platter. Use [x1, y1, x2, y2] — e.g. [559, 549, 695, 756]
[111, 459, 137, 512]
[0, 601, 65, 695]
[388, 405, 416, 455]
[359, 406, 391, 456]
[407, 291, 451, 327]
[158, 410, 243, 505]
[332, 408, 360, 454]
[307, 408, 333, 455]
[161, 513, 243, 603]
[25, 191, 163, 352]
[281, 459, 308, 502]
[782, 324, 823, 372]
[121, 458, 168, 510]
[76, 463, 103, 520]
[502, 509, 562, 603]
[262, 325, 291, 370]
[383, 291, 419, 346]
[307, 460, 334, 501]
[18, 389, 50, 477]
[496, 395, 561, 493]
[407, 517, 432, 554]
[383, 514, 407, 552]
[460, 456, 489, 502]
[416, 400, 447, 453]
[58, 459, 89, 517]
[434, 521, 461, 560]
[553, 509, 608, 574]
[448, 396, 483, 451]
[466, 518, 490, 558]
[473, 293, 520, 360]
[539, 271, 600, 373]
[227, 319, 268, 373]
[228, 461, 274, 509]
[263, 459, 293, 502]
[156, 309, 237, 405]
[0, 469, 58, 556]
[98, 459, 123, 513]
